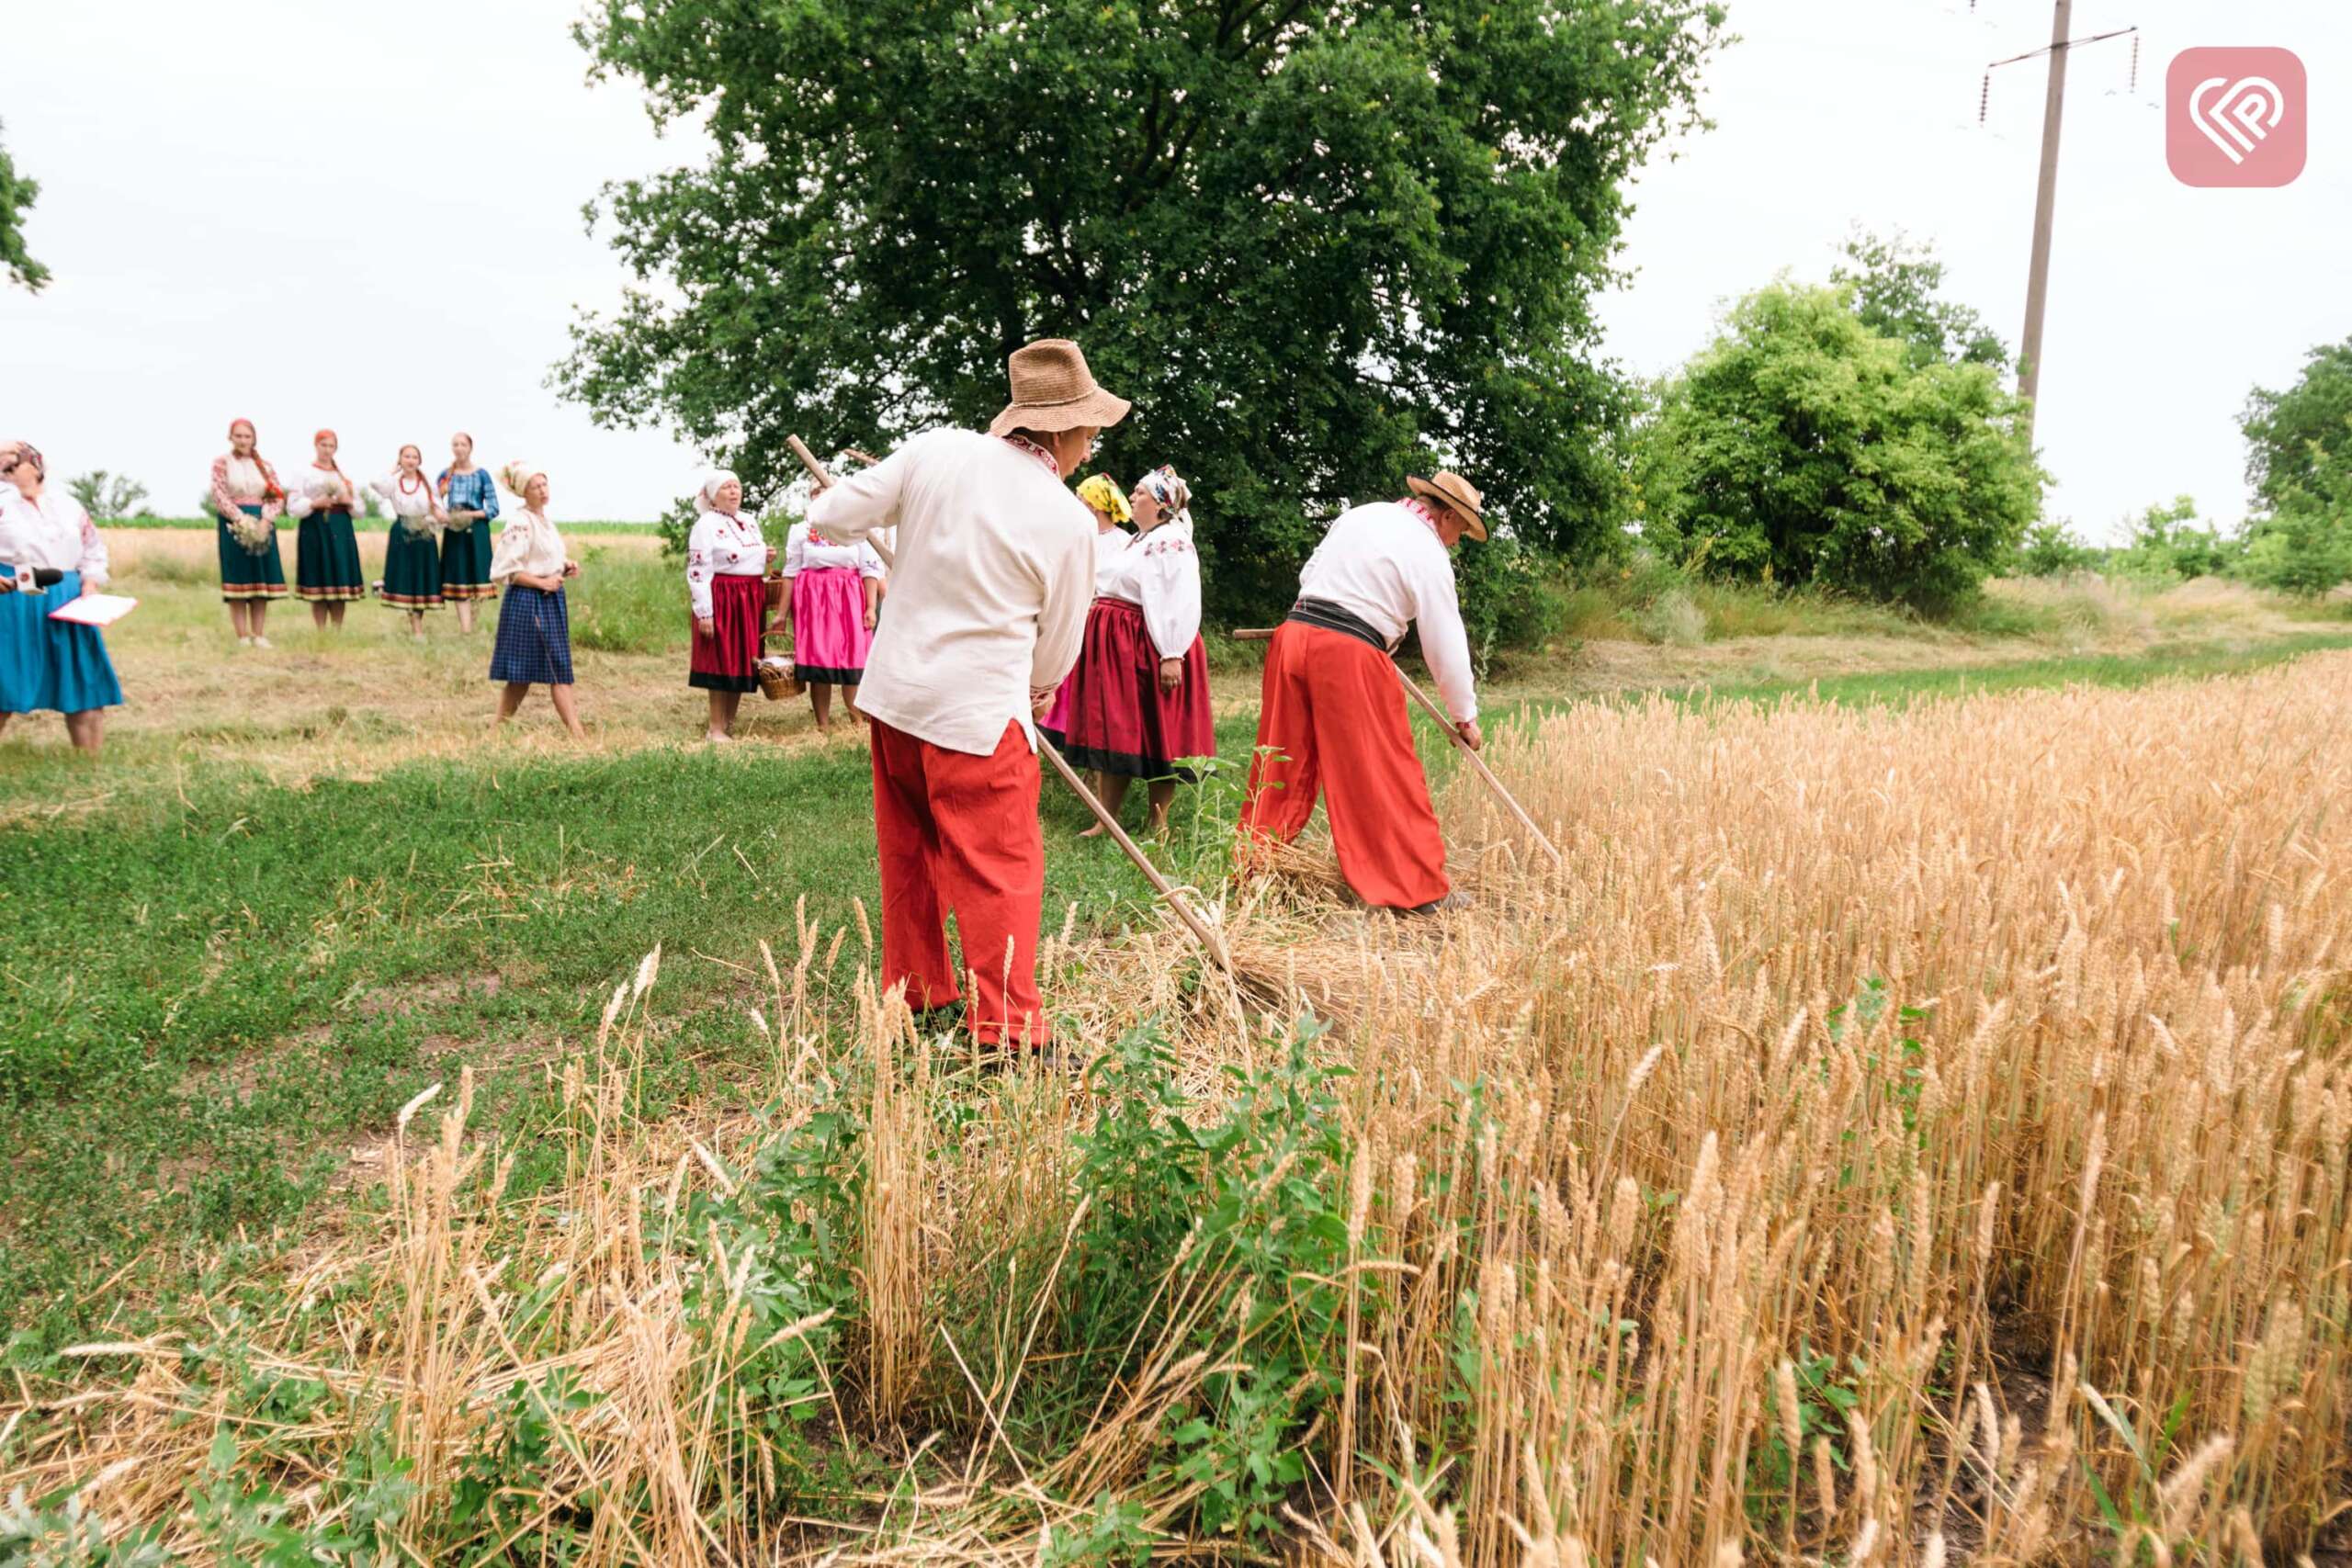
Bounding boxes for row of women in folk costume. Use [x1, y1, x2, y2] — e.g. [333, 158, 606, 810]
[683, 471, 887, 742]
[210, 422, 507, 646]
[0, 441, 120, 756]
[800, 335, 1489, 1055]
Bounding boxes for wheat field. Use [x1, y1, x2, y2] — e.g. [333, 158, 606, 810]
[6, 656, 2349, 1563]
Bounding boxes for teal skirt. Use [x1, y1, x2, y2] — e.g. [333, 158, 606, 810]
[296, 508, 366, 602]
[440, 520, 497, 601]
[381, 520, 444, 610]
[219, 505, 288, 602]
[0, 566, 121, 715]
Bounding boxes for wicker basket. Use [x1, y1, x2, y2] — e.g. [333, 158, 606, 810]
[763, 573, 786, 610]
[755, 658, 803, 701]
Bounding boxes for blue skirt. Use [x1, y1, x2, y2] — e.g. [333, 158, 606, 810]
[489, 583, 573, 685]
[0, 566, 123, 716]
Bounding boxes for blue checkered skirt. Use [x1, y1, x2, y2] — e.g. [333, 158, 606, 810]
[488, 583, 574, 685]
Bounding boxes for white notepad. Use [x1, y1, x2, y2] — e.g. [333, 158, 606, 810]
[46, 593, 138, 627]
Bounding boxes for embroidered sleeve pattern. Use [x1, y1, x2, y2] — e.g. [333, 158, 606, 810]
[209, 456, 242, 523]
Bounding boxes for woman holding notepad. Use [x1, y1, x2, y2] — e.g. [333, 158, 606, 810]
[0, 440, 123, 755]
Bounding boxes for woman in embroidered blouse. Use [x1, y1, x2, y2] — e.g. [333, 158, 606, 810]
[284, 428, 366, 629]
[370, 444, 448, 640]
[1038, 471, 1130, 750]
[1063, 464, 1214, 836]
[780, 513, 884, 733]
[684, 470, 773, 742]
[0, 441, 121, 755]
[488, 460, 585, 739]
[436, 432, 499, 632]
[210, 417, 288, 647]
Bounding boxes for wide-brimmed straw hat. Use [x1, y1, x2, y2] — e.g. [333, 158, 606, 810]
[1407, 470, 1487, 541]
[988, 339, 1132, 438]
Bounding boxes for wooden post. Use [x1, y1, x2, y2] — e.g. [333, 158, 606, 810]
[2018, 0, 2072, 449]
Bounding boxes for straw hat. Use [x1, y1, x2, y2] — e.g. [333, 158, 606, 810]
[1407, 470, 1487, 541]
[988, 339, 1132, 438]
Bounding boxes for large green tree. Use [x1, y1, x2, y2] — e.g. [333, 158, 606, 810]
[0, 119, 49, 293]
[1637, 282, 2041, 614]
[560, 0, 1724, 624]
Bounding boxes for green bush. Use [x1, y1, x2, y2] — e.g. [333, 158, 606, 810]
[2013, 518, 2098, 577]
[1637, 281, 2042, 615]
[2103, 496, 2244, 585]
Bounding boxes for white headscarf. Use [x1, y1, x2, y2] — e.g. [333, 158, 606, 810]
[696, 469, 741, 512]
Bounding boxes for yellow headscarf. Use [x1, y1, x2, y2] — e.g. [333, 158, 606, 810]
[1075, 472, 1131, 525]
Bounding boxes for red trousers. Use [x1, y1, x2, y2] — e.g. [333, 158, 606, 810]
[869, 717, 1050, 1045]
[1238, 622, 1451, 908]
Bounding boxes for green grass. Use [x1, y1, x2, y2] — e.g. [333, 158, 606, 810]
[0, 718, 1262, 1349]
[7, 631, 2352, 1353]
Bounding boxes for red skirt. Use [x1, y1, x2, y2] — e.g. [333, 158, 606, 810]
[689, 572, 766, 692]
[1063, 597, 1215, 781]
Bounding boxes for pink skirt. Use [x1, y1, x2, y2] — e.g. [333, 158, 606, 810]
[1038, 676, 1076, 748]
[790, 566, 871, 685]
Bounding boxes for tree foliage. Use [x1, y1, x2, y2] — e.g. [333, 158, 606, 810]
[2237, 337, 2352, 596]
[2243, 336, 2352, 509]
[66, 471, 152, 521]
[560, 0, 1725, 625]
[1636, 282, 2041, 614]
[0, 118, 49, 294]
[1829, 229, 2008, 373]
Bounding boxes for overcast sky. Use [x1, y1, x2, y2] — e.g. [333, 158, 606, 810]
[4, 1, 2346, 539]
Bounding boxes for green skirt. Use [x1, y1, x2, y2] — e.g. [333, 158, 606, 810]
[219, 506, 288, 602]
[382, 520, 444, 610]
[440, 520, 497, 601]
[295, 508, 366, 602]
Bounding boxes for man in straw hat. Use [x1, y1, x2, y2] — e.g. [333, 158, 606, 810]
[1237, 470, 1488, 914]
[807, 338, 1129, 1050]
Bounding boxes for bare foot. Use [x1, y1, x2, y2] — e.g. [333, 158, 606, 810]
[1078, 823, 1109, 839]
[705, 730, 735, 744]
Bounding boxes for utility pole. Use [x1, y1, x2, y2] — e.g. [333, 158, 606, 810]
[2017, 0, 2071, 449]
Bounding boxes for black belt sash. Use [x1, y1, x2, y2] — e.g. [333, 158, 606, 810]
[1285, 597, 1398, 654]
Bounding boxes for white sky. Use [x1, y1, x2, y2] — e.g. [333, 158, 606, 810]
[4, 0, 2346, 541]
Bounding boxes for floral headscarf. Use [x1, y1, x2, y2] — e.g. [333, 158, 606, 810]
[1075, 472, 1131, 525]
[499, 459, 547, 499]
[1138, 465, 1191, 530]
[2, 441, 43, 479]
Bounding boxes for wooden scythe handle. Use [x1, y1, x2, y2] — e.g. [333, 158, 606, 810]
[787, 435, 895, 570]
